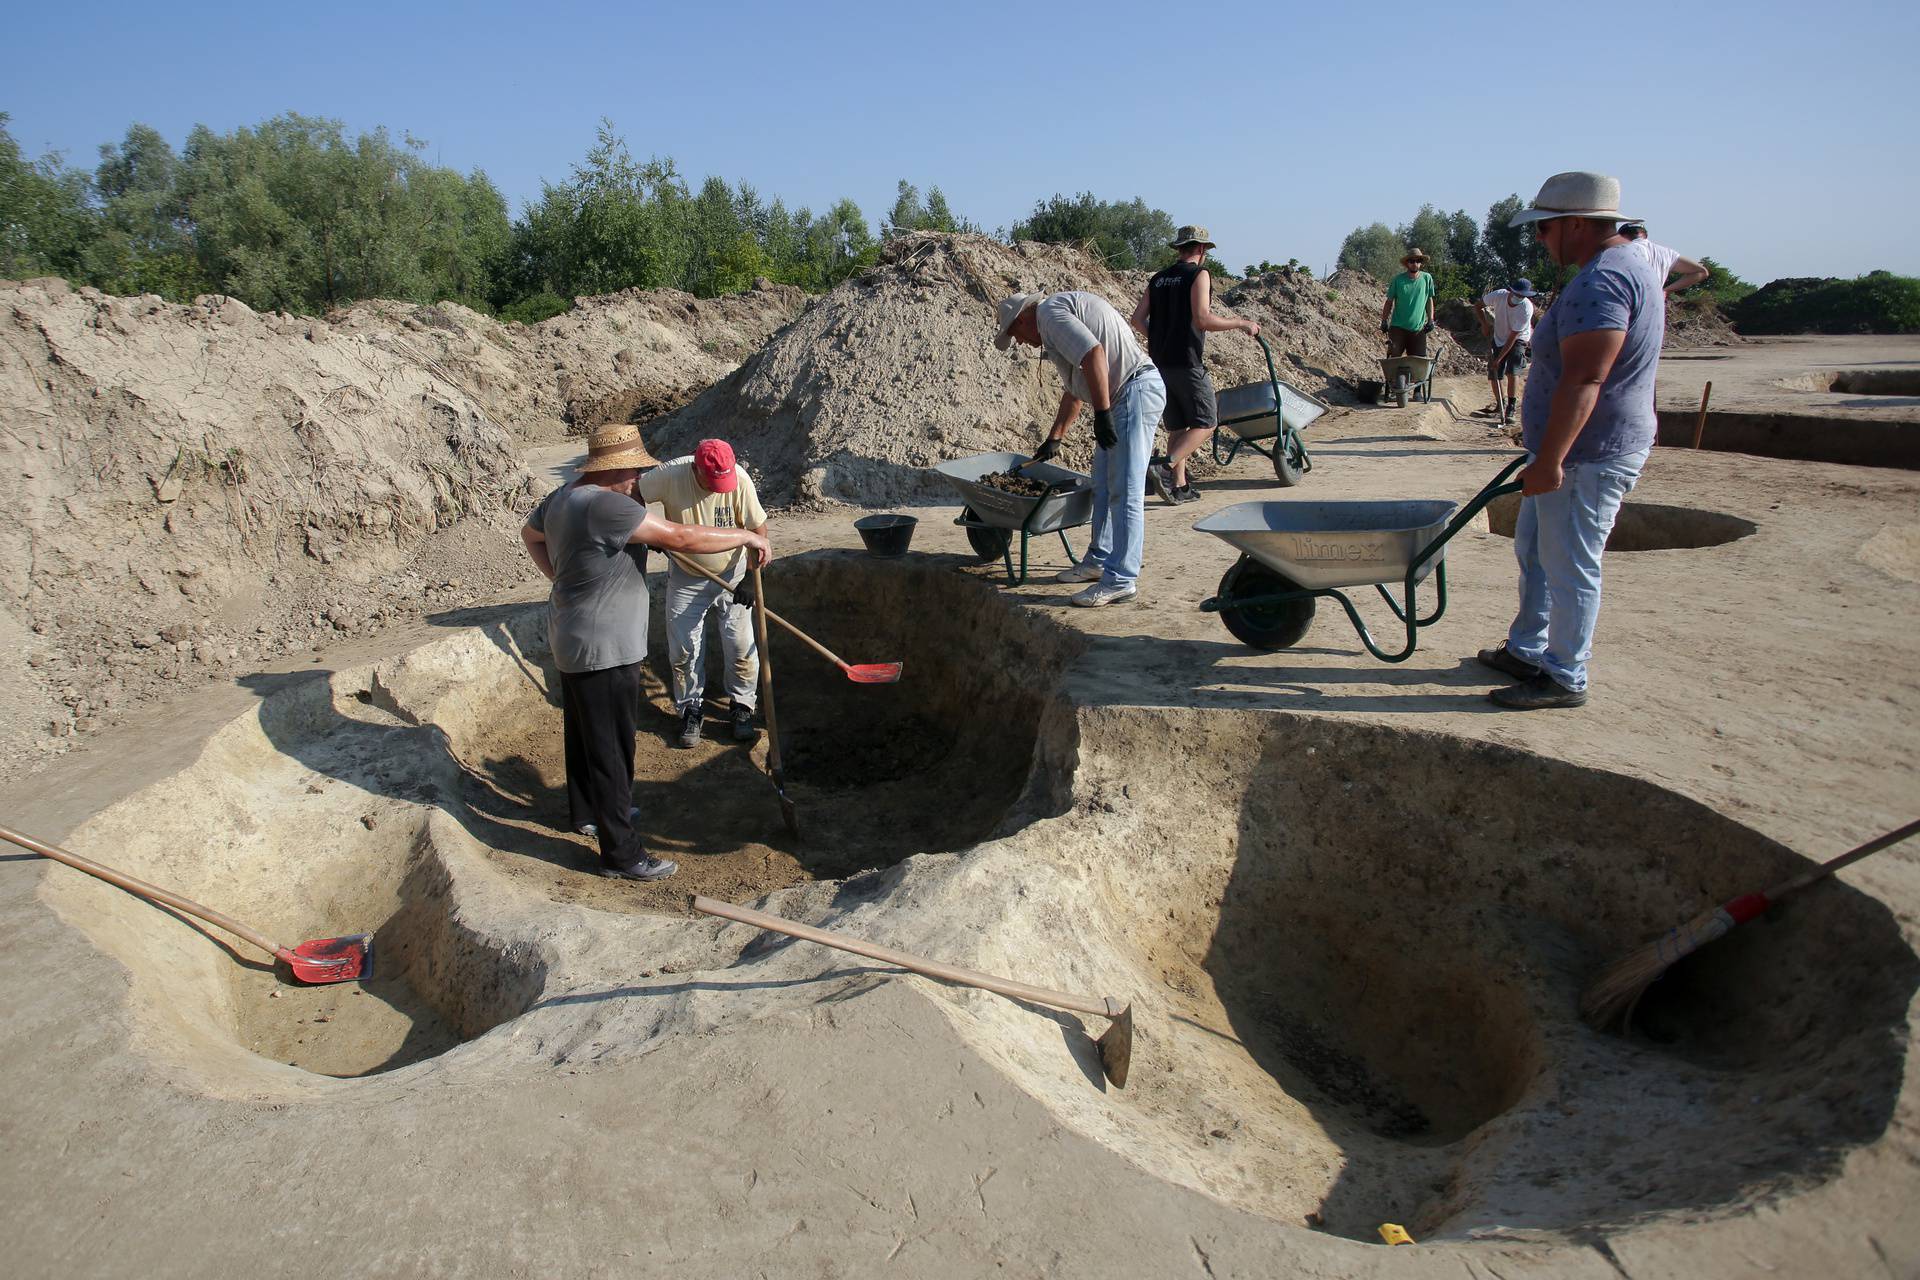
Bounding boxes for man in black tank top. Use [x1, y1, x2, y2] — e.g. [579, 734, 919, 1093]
[1129, 226, 1260, 503]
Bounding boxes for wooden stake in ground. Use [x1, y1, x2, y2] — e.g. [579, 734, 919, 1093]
[1581, 817, 1920, 1030]
[1691, 381, 1713, 449]
[749, 563, 799, 837]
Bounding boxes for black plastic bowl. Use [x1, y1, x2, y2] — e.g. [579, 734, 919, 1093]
[1355, 378, 1385, 402]
[854, 513, 918, 558]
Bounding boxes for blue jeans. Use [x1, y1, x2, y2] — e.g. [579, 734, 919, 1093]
[1505, 448, 1649, 692]
[1082, 368, 1167, 588]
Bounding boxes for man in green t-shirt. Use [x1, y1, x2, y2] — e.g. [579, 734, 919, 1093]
[1379, 247, 1436, 358]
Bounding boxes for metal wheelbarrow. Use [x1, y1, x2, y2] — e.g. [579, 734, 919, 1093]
[1378, 337, 1442, 408]
[931, 451, 1095, 586]
[1195, 455, 1526, 661]
[1210, 333, 1326, 486]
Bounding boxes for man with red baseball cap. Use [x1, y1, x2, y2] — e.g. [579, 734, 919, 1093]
[639, 439, 771, 747]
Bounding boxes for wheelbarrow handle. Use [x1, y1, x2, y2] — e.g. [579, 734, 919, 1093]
[1406, 454, 1529, 583]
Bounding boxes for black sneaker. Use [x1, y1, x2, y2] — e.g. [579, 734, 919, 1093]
[1147, 461, 1175, 503]
[1172, 483, 1201, 504]
[675, 703, 703, 748]
[1489, 672, 1588, 710]
[1475, 643, 1541, 681]
[729, 699, 757, 743]
[601, 856, 678, 881]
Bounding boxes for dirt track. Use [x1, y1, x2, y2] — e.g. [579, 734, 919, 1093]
[0, 339, 1917, 1277]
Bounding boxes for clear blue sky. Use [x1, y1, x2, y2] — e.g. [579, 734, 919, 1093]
[9, 0, 1917, 283]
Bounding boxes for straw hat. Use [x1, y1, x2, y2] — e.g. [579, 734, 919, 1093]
[1170, 225, 1215, 250]
[577, 423, 661, 473]
[1509, 172, 1636, 225]
[1402, 247, 1429, 265]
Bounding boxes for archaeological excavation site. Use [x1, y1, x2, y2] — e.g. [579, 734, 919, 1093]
[3, 233, 1917, 1278]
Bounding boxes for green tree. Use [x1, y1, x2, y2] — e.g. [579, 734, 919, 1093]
[883, 179, 975, 238]
[0, 114, 98, 280]
[1012, 192, 1177, 270]
[1335, 222, 1402, 280]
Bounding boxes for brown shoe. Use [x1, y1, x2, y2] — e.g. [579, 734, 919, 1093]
[1475, 643, 1541, 681]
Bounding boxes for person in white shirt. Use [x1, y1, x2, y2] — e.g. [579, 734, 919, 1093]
[1618, 225, 1709, 295]
[1474, 279, 1538, 426]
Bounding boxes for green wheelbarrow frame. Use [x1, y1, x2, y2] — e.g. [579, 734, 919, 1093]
[954, 477, 1084, 586]
[1197, 455, 1527, 662]
[1209, 333, 1322, 486]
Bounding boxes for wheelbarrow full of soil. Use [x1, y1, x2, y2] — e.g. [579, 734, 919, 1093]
[931, 451, 1094, 586]
[1194, 455, 1525, 661]
[1210, 333, 1325, 486]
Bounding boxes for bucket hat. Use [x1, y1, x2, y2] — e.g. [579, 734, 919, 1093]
[578, 423, 661, 474]
[693, 439, 738, 493]
[1510, 172, 1636, 225]
[1402, 247, 1428, 264]
[1509, 278, 1537, 297]
[1170, 225, 1215, 250]
[993, 293, 1044, 351]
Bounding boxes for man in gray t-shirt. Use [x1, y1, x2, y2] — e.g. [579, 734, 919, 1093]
[993, 291, 1167, 607]
[521, 425, 771, 880]
[1475, 172, 1666, 711]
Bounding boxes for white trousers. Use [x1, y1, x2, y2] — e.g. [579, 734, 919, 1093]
[665, 563, 758, 711]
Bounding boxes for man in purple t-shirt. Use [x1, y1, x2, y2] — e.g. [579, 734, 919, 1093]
[1473, 172, 1665, 710]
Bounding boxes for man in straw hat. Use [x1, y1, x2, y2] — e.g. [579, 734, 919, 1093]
[1474, 171, 1664, 711]
[639, 439, 770, 748]
[1129, 225, 1260, 504]
[994, 288, 1166, 607]
[1380, 247, 1436, 358]
[521, 424, 771, 879]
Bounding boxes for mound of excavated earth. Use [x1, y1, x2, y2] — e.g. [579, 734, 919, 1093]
[651, 233, 1477, 507]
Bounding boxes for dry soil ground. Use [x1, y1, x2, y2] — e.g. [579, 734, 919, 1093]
[1, 338, 1917, 1279]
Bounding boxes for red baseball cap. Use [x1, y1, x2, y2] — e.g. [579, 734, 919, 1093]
[692, 439, 738, 493]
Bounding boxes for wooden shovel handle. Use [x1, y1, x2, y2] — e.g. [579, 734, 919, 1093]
[1769, 817, 1920, 900]
[0, 824, 286, 961]
[750, 565, 785, 774]
[692, 894, 1121, 1021]
[669, 553, 852, 674]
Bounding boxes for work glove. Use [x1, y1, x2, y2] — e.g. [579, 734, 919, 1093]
[731, 575, 758, 611]
[1093, 408, 1117, 450]
[1379, 320, 1389, 334]
[1030, 436, 1061, 464]
[1420, 322, 1434, 334]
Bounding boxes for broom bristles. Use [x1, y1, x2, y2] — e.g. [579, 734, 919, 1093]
[1580, 903, 1739, 1030]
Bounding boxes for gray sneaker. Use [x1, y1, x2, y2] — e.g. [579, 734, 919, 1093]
[601, 857, 678, 881]
[1147, 461, 1175, 503]
[1171, 482, 1201, 504]
[675, 703, 703, 748]
[576, 806, 641, 841]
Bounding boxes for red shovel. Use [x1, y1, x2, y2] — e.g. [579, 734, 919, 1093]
[669, 555, 903, 684]
[2, 825, 374, 984]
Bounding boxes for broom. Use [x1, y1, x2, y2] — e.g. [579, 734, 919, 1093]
[1580, 817, 1920, 1031]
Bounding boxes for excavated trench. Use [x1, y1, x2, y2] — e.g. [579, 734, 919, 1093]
[981, 707, 1920, 1242]
[1483, 495, 1758, 550]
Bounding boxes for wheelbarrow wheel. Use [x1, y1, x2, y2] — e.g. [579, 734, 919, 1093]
[962, 510, 1012, 564]
[1271, 432, 1306, 487]
[1395, 374, 1410, 409]
[1217, 557, 1315, 651]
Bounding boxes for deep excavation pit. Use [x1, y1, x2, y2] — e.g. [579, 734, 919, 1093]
[935, 706, 1919, 1244]
[1654, 407, 1920, 468]
[1484, 494, 1756, 550]
[39, 672, 547, 1085]
[1780, 368, 1920, 397]
[447, 551, 1081, 914]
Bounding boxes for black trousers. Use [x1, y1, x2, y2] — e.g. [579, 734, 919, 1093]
[559, 661, 648, 870]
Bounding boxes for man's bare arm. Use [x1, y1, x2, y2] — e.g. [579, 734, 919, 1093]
[521, 524, 554, 581]
[1129, 286, 1150, 335]
[629, 513, 772, 567]
[1520, 328, 1628, 496]
[1665, 255, 1709, 295]
[1078, 345, 1111, 411]
[1189, 271, 1258, 336]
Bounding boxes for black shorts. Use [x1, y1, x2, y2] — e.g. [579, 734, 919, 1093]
[1159, 364, 1218, 431]
[1491, 340, 1531, 378]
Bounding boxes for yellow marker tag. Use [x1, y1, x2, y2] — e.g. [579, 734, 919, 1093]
[1378, 1223, 1414, 1246]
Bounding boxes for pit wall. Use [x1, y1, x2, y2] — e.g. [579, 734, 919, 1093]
[1655, 409, 1920, 468]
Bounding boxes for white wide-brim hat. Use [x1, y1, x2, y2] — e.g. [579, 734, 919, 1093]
[1509, 171, 1636, 226]
[993, 293, 1044, 351]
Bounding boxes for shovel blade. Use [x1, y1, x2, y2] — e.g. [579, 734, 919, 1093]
[1096, 1004, 1132, 1088]
[845, 662, 904, 684]
[287, 934, 375, 984]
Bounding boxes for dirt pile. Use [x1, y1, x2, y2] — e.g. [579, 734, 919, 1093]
[0, 279, 538, 779]
[652, 235, 1453, 507]
[1666, 295, 1742, 347]
[330, 279, 805, 441]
